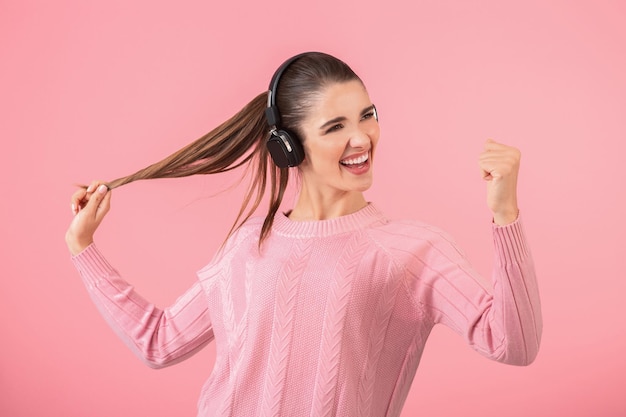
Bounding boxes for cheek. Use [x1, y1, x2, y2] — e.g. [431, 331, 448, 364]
[301, 143, 340, 172]
[307, 141, 344, 161]
[370, 127, 381, 149]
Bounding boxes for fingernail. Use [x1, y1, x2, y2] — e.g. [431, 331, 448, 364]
[71, 203, 76, 214]
[97, 184, 108, 193]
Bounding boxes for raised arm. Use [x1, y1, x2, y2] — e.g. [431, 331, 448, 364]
[423, 141, 542, 365]
[416, 216, 542, 365]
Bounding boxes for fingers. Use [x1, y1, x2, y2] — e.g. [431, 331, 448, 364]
[71, 188, 87, 215]
[478, 140, 521, 223]
[66, 180, 112, 255]
[71, 180, 109, 215]
[82, 183, 111, 221]
[479, 140, 521, 181]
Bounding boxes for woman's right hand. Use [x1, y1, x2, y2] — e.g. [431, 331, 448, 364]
[65, 180, 112, 256]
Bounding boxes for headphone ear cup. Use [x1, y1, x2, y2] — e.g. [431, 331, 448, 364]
[266, 129, 305, 168]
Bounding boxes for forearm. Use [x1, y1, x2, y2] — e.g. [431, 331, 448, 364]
[71, 244, 214, 368]
[487, 216, 543, 365]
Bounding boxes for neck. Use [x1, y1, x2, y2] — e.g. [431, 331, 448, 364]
[288, 186, 368, 221]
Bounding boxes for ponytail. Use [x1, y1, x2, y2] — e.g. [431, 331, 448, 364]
[101, 52, 362, 248]
[105, 92, 289, 247]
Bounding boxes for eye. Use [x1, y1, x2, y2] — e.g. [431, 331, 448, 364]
[325, 123, 344, 134]
[361, 111, 376, 121]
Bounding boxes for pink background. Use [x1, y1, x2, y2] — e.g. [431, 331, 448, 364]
[1, 0, 625, 416]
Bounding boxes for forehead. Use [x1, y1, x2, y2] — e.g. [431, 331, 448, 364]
[305, 80, 371, 122]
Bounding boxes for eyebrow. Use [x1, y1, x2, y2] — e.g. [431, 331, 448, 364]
[318, 105, 376, 130]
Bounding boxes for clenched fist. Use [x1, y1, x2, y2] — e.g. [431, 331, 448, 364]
[479, 139, 520, 225]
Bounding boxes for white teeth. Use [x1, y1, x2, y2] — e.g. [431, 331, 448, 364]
[340, 154, 369, 165]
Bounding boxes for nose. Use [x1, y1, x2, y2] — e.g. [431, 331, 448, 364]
[349, 126, 372, 149]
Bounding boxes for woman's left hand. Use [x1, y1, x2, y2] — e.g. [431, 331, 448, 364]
[478, 139, 520, 225]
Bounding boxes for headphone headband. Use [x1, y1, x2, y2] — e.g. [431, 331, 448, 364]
[265, 52, 312, 127]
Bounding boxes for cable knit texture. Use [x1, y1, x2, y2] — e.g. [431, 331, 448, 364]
[71, 203, 542, 417]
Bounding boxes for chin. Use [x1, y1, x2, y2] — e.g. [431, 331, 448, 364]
[353, 179, 373, 192]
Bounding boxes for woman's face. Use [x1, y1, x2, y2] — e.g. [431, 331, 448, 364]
[297, 80, 380, 199]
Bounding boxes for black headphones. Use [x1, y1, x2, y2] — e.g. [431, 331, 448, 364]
[265, 53, 309, 168]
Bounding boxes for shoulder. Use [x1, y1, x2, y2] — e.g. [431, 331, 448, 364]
[219, 215, 266, 257]
[368, 216, 458, 246]
[230, 216, 264, 243]
[197, 216, 262, 277]
[365, 216, 466, 266]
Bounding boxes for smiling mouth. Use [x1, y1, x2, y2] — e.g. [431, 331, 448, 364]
[340, 153, 369, 166]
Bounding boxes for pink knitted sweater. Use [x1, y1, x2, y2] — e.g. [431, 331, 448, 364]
[72, 203, 542, 417]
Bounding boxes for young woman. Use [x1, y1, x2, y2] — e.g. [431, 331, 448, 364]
[66, 52, 542, 417]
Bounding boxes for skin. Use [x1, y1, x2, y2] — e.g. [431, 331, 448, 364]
[66, 182, 111, 256]
[65, 81, 521, 256]
[479, 139, 521, 226]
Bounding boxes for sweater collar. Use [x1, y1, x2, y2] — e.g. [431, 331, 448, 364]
[273, 203, 387, 238]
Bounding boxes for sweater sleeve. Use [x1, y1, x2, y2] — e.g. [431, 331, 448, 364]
[410, 216, 542, 366]
[71, 244, 215, 369]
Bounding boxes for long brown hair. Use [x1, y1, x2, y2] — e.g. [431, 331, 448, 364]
[104, 52, 362, 246]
